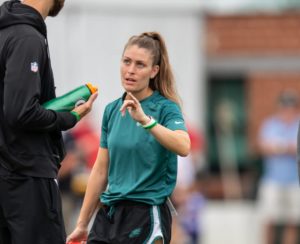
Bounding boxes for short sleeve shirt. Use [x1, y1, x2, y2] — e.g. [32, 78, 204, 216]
[100, 91, 187, 206]
[259, 116, 300, 185]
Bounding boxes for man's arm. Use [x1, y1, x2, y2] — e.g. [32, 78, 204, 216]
[3, 35, 78, 131]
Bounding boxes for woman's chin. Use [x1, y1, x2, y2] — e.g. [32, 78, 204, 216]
[123, 85, 136, 93]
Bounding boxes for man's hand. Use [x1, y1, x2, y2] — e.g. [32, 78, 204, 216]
[72, 92, 98, 119]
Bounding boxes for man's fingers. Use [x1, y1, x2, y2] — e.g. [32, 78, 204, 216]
[87, 92, 98, 104]
[81, 92, 98, 110]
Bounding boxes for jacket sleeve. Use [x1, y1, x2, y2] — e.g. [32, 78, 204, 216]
[3, 35, 77, 132]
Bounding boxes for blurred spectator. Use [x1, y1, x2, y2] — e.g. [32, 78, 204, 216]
[58, 117, 99, 234]
[215, 99, 242, 199]
[172, 123, 206, 244]
[178, 171, 207, 244]
[257, 90, 300, 244]
[176, 123, 205, 189]
[68, 117, 99, 199]
[70, 116, 99, 170]
[58, 131, 82, 234]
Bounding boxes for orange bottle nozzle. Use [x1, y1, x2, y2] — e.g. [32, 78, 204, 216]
[86, 82, 98, 94]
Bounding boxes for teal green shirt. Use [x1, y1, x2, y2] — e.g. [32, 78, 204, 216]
[100, 91, 187, 206]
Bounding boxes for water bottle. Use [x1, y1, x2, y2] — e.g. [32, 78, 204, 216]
[42, 83, 98, 112]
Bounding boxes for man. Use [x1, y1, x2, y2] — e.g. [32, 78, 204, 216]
[0, 0, 97, 243]
[258, 90, 300, 244]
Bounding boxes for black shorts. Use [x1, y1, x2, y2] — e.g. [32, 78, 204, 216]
[0, 173, 66, 244]
[88, 200, 172, 244]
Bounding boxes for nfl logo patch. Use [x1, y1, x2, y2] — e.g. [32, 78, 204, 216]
[31, 62, 39, 73]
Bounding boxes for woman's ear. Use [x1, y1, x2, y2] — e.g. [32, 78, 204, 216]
[150, 65, 159, 79]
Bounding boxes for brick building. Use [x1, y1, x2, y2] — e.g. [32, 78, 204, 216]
[204, 13, 300, 199]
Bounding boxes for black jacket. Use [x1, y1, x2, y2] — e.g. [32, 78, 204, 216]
[0, 0, 77, 177]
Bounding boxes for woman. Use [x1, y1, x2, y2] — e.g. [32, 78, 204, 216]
[67, 32, 190, 244]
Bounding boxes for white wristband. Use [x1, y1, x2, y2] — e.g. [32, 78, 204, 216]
[142, 116, 157, 130]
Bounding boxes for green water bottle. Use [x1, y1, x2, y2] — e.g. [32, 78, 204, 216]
[42, 83, 98, 112]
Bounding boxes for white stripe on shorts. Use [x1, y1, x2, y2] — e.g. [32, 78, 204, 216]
[146, 205, 164, 244]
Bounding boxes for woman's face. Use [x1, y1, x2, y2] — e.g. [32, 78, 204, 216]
[121, 45, 159, 97]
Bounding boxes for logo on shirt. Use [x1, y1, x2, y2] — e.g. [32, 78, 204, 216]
[174, 121, 183, 125]
[31, 62, 39, 73]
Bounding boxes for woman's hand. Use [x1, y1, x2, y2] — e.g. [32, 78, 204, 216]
[119, 92, 150, 125]
[120, 92, 190, 156]
[66, 225, 88, 244]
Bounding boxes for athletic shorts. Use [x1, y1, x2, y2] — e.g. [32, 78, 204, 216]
[257, 182, 300, 224]
[88, 200, 172, 244]
[0, 173, 66, 244]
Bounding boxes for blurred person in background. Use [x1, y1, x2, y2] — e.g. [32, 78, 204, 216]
[176, 123, 205, 190]
[172, 124, 206, 244]
[0, 0, 97, 243]
[257, 90, 300, 244]
[172, 171, 206, 244]
[59, 117, 99, 234]
[67, 31, 191, 244]
[70, 117, 99, 171]
[59, 131, 81, 235]
[179, 171, 206, 244]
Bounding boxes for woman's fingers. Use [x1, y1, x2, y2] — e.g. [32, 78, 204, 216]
[127, 92, 139, 104]
[120, 100, 136, 116]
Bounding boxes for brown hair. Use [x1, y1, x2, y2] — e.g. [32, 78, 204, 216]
[123, 32, 181, 106]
